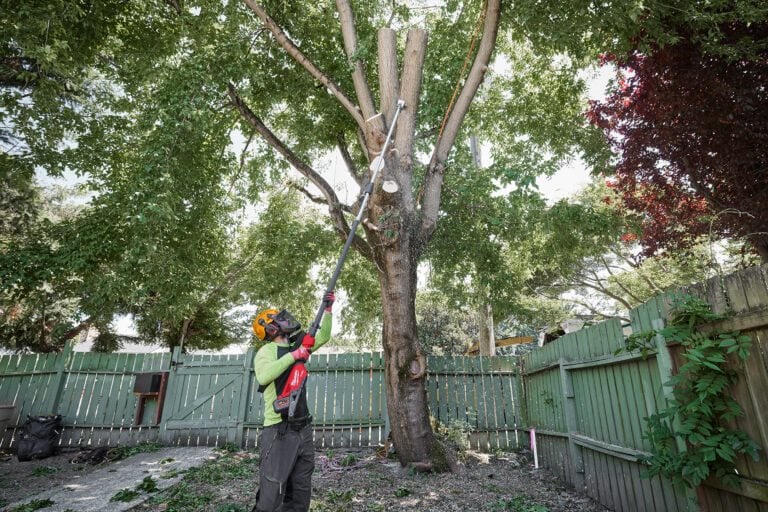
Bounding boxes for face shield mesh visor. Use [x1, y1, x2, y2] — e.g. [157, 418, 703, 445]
[269, 309, 301, 337]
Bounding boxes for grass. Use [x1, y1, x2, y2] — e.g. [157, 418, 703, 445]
[110, 488, 140, 502]
[160, 468, 186, 479]
[490, 496, 551, 512]
[182, 452, 258, 484]
[148, 483, 214, 510]
[125, 447, 567, 512]
[145, 451, 259, 511]
[110, 476, 159, 503]
[136, 476, 159, 493]
[214, 505, 248, 512]
[108, 441, 163, 461]
[309, 488, 356, 512]
[30, 466, 60, 477]
[7, 499, 55, 512]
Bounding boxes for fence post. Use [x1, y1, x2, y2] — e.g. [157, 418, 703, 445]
[559, 360, 585, 491]
[43, 341, 74, 416]
[235, 348, 254, 447]
[517, 357, 529, 447]
[651, 319, 687, 453]
[652, 319, 699, 511]
[159, 346, 182, 444]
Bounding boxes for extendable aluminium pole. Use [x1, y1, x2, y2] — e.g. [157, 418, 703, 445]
[307, 100, 406, 336]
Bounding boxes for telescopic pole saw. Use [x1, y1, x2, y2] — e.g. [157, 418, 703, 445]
[308, 99, 406, 337]
[275, 100, 406, 419]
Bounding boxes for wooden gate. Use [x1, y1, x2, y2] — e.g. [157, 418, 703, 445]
[160, 347, 256, 446]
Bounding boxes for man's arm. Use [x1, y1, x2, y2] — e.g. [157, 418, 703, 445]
[253, 344, 295, 386]
[310, 313, 333, 352]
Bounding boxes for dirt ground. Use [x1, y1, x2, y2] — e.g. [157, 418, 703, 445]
[0, 447, 106, 509]
[1, 446, 609, 512]
[129, 447, 612, 512]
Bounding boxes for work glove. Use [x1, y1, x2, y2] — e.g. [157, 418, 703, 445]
[323, 290, 335, 312]
[291, 346, 310, 362]
[301, 333, 315, 349]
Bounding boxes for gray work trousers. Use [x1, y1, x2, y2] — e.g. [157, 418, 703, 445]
[254, 422, 315, 512]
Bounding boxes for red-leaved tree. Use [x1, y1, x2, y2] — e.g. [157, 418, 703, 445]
[588, 23, 768, 262]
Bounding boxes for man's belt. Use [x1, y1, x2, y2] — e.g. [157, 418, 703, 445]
[285, 415, 312, 431]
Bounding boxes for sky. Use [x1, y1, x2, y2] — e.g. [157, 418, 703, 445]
[536, 158, 593, 202]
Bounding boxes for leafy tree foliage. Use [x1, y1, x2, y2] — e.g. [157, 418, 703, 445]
[531, 181, 755, 323]
[0, 182, 89, 352]
[588, 16, 768, 261]
[504, 0, 767, 61]
[416, 291, 477, 356]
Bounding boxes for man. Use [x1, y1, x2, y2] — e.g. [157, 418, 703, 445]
[251, 292, 334, 512]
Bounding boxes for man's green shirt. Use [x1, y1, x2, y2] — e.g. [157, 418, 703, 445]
[253, 313, 332, 426]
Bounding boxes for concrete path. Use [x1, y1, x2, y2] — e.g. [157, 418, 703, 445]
[2, 447, 217, 512]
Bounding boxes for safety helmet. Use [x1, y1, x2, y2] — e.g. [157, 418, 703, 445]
[253, 308, 278, 340]
[253, 308, 301, 341]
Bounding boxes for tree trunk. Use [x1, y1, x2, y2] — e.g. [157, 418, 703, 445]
[478, 298, 495, 357]
[376, 236, 457, 471]
[754, 237, 768, 264]
[378, 243, 431, 463]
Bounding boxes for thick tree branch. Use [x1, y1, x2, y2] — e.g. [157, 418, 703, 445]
[567, 298, 630, 323]
[228, 83, 373, 261]
[242, 0, 365, 130]
[378, 28, 400, 126]
[611, 248, 666, 294]
[537, 291, 629, 322]
[61, 319, 93, 342]
[682, 156, 723, 210]
[337, 132, 363, 186]
[291, 181, 353, 214]
[392, 29, 427, 216]
[419, 0, 501, 243]
[599, 255, 644, 303]
[356, 127, 371, 162]
[574, 278, 635, 311]
[336, 0, 381, 132]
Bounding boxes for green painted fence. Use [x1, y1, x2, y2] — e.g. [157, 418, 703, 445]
[427, 355, 521, 450]
[0, 349, 521, 451]
[0, 347, 171, 447]
[520, 263, 768, 512]
[3, 264, 767, 512]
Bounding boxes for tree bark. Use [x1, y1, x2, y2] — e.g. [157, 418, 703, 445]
[419, 0, 501, 244]
[478, 298, 495, 357]
[365, 26, 441, 469]
[755, 237, 768, 264]
[378, 237, 434, 468]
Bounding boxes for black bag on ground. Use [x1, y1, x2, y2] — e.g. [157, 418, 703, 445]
[16, 414, 62, 461]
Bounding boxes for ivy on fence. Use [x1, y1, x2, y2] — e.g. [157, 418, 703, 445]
[626, 295, 760, 488]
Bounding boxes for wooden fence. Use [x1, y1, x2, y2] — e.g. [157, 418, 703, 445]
[520, 263, 768, 512]
[2, 264, 767, 511]
[0, 349, 521, 452]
